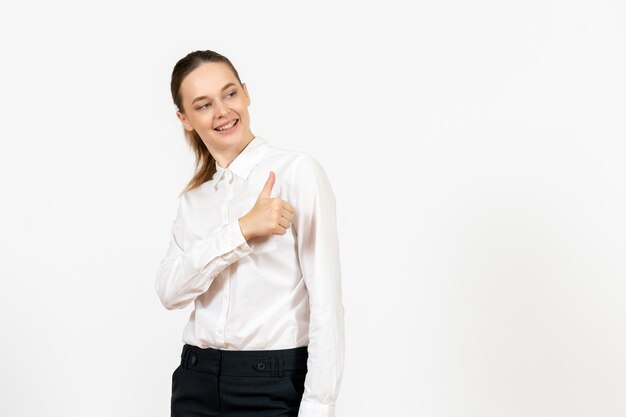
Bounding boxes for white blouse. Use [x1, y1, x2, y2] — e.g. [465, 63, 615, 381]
[154, 135, 345, 417]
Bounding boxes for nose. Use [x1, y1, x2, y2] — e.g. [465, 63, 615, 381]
[213, 99, 229, 117]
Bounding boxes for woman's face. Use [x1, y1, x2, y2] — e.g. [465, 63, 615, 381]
[176, 61, 253, 152]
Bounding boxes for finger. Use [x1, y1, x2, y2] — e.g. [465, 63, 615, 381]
[259, 171, 275, 198]
[281, 209, 293, 223]
[281, 200, 295, 213]
[278, 218, 291, 235]
[278, 216, 291, 230]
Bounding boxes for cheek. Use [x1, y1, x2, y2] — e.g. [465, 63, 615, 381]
[198, 114, 215, 127]
[235, 105, 249, 118]
[235, 98, 249, 112]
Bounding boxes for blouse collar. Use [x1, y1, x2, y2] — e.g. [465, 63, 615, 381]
[212, 135, 269, 189]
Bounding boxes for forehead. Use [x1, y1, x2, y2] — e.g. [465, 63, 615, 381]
[180, 62, 237, 101]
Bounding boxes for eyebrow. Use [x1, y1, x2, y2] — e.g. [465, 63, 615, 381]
[191, 82, 237, 105]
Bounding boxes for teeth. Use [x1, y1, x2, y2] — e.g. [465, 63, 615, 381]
[216, 119, 237, 131]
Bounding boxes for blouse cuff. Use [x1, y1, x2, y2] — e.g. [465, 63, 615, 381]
[297, 400, 336, 417]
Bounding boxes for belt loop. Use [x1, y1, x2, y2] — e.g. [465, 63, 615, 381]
[270, 356, 284, 377]
[181, 348, 188, 368]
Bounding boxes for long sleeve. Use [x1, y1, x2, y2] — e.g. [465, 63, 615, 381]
[154, 197, 254, 310]
[291, 155, 346, 417]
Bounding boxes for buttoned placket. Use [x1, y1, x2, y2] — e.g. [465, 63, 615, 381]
[215, 168, 234, 349]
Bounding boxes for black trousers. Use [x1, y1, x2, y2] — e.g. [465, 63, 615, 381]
[171, 343, 308, 417]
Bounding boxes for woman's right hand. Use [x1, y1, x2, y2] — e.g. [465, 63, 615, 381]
[238, 171, 295, 241]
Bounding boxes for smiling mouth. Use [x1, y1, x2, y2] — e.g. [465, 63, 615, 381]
[214, 118, 239, 132]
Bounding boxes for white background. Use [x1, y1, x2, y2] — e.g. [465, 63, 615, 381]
[1, 1, 625, 416]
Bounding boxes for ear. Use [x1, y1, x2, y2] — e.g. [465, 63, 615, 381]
[176, 110, 194, 132]
[242, 82, 251, 107]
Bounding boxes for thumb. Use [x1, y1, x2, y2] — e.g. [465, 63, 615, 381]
[259, 171, 275, 199]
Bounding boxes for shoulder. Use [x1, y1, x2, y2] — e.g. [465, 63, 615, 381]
[261, 141, 329, 181]
[270, 144, 326, 174]
[262, 142, 307, 169]
[178, 188, 195, 211]
[175, 186, 203, 222]
[280, 152, 334, 200]
[290, 153, 330, 183]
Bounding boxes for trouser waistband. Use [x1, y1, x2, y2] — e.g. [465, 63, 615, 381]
[179, 344, 308, 378]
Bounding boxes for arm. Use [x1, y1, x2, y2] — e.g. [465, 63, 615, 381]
[154, 197, 254, 310]
[291, 155, 346, 417]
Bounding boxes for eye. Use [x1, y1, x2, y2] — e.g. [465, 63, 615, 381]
[198, 102, 211, 110]
[227, 91, 236, 98]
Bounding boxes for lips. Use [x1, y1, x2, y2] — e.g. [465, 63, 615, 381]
[214, 118, 239, 131]
[213, 118, 240, 135]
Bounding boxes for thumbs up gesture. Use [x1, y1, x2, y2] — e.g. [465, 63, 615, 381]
[238, 171, 295, 241]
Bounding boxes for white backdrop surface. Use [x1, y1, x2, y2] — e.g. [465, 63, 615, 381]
[1, 1, 625, 416]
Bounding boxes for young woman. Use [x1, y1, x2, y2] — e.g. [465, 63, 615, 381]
[155, 50, 345, 417]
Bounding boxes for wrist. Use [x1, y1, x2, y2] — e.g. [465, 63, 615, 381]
[238, 216, 254, 241]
